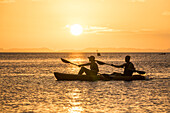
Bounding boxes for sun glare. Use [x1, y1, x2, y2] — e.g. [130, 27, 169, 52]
[70, 24, 83, 36]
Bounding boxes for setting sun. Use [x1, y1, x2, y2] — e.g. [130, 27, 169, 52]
[70, 24, 83, 36]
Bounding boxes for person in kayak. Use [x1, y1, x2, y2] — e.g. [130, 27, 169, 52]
[78, 56, 99, 75]
[111, 55, 135, 76]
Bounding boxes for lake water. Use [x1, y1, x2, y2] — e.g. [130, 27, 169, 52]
[0, 53, 169, 113]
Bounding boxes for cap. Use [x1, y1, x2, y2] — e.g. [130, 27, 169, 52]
[88, 56, 95, 60]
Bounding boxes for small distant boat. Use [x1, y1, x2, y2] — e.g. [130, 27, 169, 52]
[97, 50, 101, 56]
[97, 53, 101, 56]
[54, 72, 149, 81]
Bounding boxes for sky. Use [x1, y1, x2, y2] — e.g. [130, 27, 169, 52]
[0, 0, 170, 51]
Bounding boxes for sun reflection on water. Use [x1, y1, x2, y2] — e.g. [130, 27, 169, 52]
[68, 106, 83, 113]
[70, 58, 85, 63]
[66, 54, 86, 73]
[67, 88, 84, 113]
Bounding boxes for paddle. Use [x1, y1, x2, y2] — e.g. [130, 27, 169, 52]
[61, 58, 79, 67]
[96, 60, 112, 66]
[96, 60, 146, 74]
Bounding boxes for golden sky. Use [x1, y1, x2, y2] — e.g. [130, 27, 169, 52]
[0, 0, 170, 51]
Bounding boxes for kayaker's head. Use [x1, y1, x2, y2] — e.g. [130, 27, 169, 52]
[125, 55, 130, 62]
[88, 56, 95, 62]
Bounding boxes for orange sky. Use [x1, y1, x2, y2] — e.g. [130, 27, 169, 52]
[0, 0, 170, 51]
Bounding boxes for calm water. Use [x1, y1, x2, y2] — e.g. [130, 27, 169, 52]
[0, 53, 169, 113]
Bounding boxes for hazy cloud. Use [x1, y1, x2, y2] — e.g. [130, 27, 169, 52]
[84, 26, 121, 34]
[0, 0, 15, 3]
[84, 26, 154, 34]
[130, 29, 154, 33]
[162, 11, 170, 16]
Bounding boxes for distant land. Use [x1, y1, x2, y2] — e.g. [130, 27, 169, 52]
[0, 48, 53, 52]
[59, 48, 170, 53]
[0, 47, 170, 53]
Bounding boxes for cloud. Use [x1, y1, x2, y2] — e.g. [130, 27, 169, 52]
[84, 26, 123, 34]
[84, 26, 154, 34]
[0, 0, 15, 3]
[130, 29, 154, 33]
[162, 11, 170, 16]
[129, 0, 145, 2]
[81, 24, 156, 34]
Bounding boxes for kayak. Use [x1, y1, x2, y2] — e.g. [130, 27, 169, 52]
[54, 72, 149, 81]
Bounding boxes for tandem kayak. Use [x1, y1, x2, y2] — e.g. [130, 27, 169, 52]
[54, 72, 149, 81]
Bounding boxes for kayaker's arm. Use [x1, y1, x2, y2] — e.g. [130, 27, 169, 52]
[111, 64, 125, 68]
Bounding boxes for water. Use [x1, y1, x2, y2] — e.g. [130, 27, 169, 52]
[0, 53, 169, 113]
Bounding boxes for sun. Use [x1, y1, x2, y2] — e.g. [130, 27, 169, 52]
[70, 24, 83, 36]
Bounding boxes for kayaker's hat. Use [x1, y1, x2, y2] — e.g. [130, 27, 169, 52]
[88, 56, 95, 60]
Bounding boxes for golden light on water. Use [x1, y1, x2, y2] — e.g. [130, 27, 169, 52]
[68, 106, 83, 113]
[71, 58, 85, 62]
[68, 53, 86, 63]
[67, 88, 84, 113]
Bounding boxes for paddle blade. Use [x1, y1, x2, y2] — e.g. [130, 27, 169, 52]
[61, 58, 70, 63]
[135, 70, 146, 74]
[96, 60, 106, 65]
